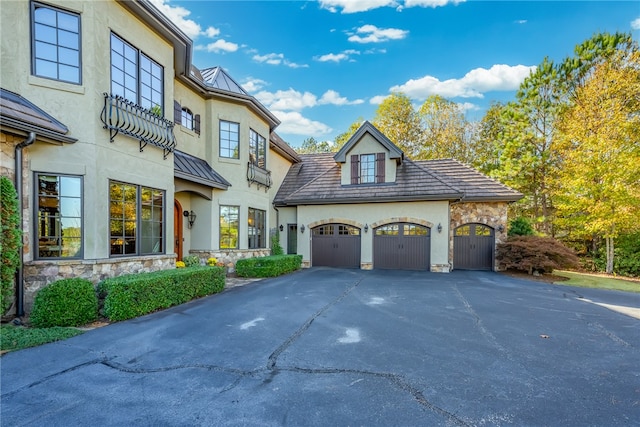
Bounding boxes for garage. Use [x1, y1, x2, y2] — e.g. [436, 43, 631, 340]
[311, 224, 361, 268]
[453, 223, 495, 270]
[374, 223, 431, 270]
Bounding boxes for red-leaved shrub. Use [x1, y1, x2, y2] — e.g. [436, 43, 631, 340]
[497, 236, 580, 275]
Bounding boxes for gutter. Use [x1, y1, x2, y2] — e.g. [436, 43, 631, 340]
[14, 132, 35, 318]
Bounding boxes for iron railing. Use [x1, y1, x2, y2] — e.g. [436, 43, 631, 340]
[247, 162, 272, 191]
[101, 93, 176, 159]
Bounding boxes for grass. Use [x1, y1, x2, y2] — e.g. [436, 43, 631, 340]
[0, 324, 84, 353]
[553, 270, 640, 293]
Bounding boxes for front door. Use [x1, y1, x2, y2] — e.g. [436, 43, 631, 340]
[287, 224, 298, 254]
[174, 200, 183, 261]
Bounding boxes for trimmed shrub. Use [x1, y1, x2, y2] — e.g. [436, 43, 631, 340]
[182, 255, 200, 267]
[1, 176, 22, 314]
[508, 217, 534, 236]
[497, 236, 580, 275]
[270, 234, 284, 256]
[30, 278, 98, 327]
[99, 266, 225, 322]
[236, 255, 302, 278]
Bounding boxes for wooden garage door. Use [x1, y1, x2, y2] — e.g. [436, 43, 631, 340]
[454, 224, 495, 270]
[311, 224, 361, 268]
[374, 223, 431, 271]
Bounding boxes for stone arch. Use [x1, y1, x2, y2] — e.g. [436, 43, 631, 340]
[370, 217, 434, 230]
[308, 218, 363, 230]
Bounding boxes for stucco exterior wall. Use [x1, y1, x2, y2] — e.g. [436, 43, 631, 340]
[296, 201, 450, 270]
[339, 133, 397, 185]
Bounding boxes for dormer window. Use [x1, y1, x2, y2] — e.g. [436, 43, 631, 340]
[351, 153, 385, 185]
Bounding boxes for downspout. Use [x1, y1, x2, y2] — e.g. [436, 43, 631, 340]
[14, 132, 36, 318]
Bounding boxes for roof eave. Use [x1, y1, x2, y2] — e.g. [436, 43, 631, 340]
[280, 193, 463, 206]
[174, 171, 229, 190]
[0, 120, 77, 145]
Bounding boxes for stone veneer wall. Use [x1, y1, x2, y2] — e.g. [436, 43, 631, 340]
[22, 255, 176, 313]
[190, 249, 271, 273]
[450, 201, 509, 271]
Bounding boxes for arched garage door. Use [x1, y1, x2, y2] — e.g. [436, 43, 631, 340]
[454, 223, 495, 270]
[312, 224, 361, 268]
[374, 223, 431, 270]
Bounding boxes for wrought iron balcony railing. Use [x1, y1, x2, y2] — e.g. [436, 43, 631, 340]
[247, 162, 272, 191]
[101, 93, 176, 159]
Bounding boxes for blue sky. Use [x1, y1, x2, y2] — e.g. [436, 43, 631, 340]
[154, 0, 640, 148]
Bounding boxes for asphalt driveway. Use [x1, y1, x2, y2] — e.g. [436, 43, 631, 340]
[2, 269, 639, 426]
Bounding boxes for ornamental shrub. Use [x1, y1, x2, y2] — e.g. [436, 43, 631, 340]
[508, 217, 534, 237]
[497, 236, 580, 275]
[30, 278, 98, 327]
[183, 255, 200, 267]
[270, 233, 284, 256]
[99, 266, 225, 322]
[0, 176, 22, 314]
[236, 255, 302, 278]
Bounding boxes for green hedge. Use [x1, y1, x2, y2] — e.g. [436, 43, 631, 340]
[30, 278, 98, 328]
[1, 176, 22, 314]
[99, 266, 225, 322]
[235, 255, 302, 278]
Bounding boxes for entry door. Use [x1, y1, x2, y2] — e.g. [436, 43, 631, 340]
[174, 200, 183, 261]
[454, 224, 495, 270]
[311, 224, 361, 268]
[287, 224, 298, 254]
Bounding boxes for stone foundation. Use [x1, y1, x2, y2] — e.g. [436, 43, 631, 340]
[22, 254, 176, 314]
[360, 262, 373, 270]
[190, 249, 271, 273]
[431, 264, 451, 273]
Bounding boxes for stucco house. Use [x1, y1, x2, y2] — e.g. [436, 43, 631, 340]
[274, 121, 522, 272]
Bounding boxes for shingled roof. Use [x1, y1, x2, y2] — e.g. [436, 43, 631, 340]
[274, 154, 522, 206]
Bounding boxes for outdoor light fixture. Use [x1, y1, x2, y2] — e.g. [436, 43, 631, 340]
[498, 224, 505, 232]
[184, 210, 197, 229]
[300, 224, 306, 233]
[364, 224, 369, 233]
[279, 224, 284, 232]
[437, 223, 442, 233]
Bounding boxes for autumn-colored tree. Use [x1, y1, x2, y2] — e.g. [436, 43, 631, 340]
[334, 118, 364, 151]
[417, 95, 472, 162]
[372, 93, 422, 157]
[554, 48, 640, 274]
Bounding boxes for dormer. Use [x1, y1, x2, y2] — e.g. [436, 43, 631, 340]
[333, 121, 404, 186]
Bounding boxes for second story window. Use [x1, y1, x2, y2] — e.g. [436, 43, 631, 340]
[31, 2, 81, 84]
[220, 120, 239, 159]
[181, 108, 193, 130]
[359, 154, 375, 184]
[249, 129, 266, 168]
[350, 153, 385, 185]
[110, 33, 163, 114]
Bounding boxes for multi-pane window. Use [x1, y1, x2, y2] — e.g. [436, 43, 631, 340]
[248, 208, 266, 249]
[109, 181, 164, 256]
[220, 120, 239, 159]
[110, 33, 163, 113]
[36, 174, 82, 259]
[220, 206, 239, 249]
[360, 154, 375, 184]
[181, 108, 193, 130]
[249, 129, 266, 168]
[31, 3, 81, 84]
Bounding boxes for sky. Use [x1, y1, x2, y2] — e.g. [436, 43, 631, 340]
[152, 0, 640, 148]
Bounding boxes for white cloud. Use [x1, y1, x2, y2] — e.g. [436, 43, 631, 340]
[253, 53, 308, 68]
[457, 102, 480, 112]
[390, 64, 536, 99]
[319, 90, 365, 106]
[348, 24, 409, 44]
[242, 78, 267, 93]
[319, 0, 398, 13]
[514, 19, 527, 25]
[255, 89, 318, 111]
[204, 26, 221, 38]
[403, 0, 465, 8]
[369, 95, 389, 105]
[148, 0, 202, 39]
[272, 111, 333, 135]
[200, 39, 239, 53]
[315, 50, 360, 63]
[632, 17, 640, 30]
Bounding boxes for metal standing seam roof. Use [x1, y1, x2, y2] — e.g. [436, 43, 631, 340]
[200, 67, 249, 96]
[174, 150, 231, 190]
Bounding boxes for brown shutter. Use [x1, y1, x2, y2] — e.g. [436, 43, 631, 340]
[376, 153, 385, 183]
[194, 114, 201, 135]
[173, 100, 182, 125]
[350, 154, 360, 185]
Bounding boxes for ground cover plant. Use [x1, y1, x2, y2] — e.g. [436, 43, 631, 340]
[0, 324, 83, 352]
[553, 270, 640, 293]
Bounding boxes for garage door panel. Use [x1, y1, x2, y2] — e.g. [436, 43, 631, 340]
[374, 223, 430, 271]
[312, 224, 360, 268]
[454, 224, 494, 270]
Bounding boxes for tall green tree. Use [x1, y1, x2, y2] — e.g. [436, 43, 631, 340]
[417, 95, 471, 162]
[372, 93, 422, 157]
[554, 48, 640, 274]
[475, 102, 507, 175]
[334, 118, 364, 151]
[296, 137, 334, 154]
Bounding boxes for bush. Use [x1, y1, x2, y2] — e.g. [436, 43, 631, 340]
[271, 233, 284, 256]
[182, 255, 200, 267]
[236, 255, 302, 278]
[508, 217, 534, 236]
[1, 176, 22, 314]
[497, 236, 580, 275]
[99, 266, 225, 322]
[30, 278, 98, 327]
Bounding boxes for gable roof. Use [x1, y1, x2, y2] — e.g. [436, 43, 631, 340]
[274, 153, 336, 205]
[417, 159, 523, 202]
[333, 121, 403, 164]
[174, 150, 231, 190]
[270, 132, 301, 164]
[0, 88, 76, 144]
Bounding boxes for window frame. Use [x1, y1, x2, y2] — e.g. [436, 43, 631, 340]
[249, 129, 267, 169]
[109, 180, 165, 257]
[359, 153, 376, 184]
[110, 32, 164, 114]
[31, 2, 82, 84]
[247, 207, 266, 249]
[219, 120, 240, 159]
[181, 107, 194, 131]
[34, 173, 84, 260]
[220, 205, 240, 249]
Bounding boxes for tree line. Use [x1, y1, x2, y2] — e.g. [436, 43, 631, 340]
[297, 32, 640, 275]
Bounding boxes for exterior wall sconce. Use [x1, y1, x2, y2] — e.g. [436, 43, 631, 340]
[498, 224, 505, 232]
[279, 224, 284, 232]
[437, 223, 442, 233]
[184, 210, 197, 229]
[300, 224, 306, 233]
[364, 224, 369, 233]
